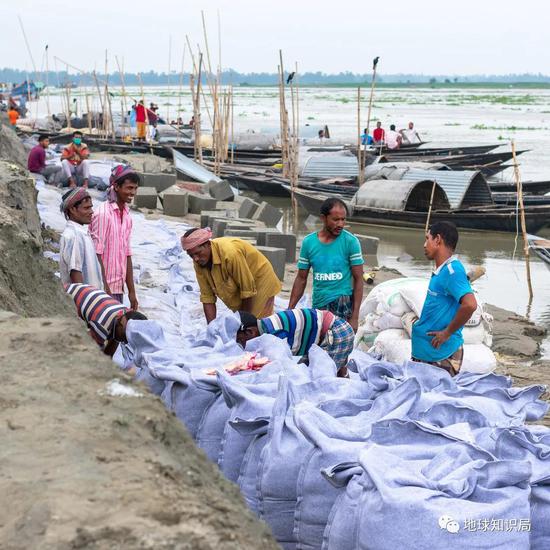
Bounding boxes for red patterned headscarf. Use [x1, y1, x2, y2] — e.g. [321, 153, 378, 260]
[180, 227, 213, 251]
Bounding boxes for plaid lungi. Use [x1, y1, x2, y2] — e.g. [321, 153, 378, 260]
[321, 317, 355, 369]
[320, 295, 353, 321]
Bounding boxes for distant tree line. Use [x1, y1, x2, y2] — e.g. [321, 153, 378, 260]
[1, 67, 550, 86]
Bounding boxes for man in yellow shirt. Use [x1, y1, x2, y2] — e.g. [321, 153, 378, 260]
[181, 227, 282, 323]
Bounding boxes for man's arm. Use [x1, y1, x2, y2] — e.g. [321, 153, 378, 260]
[96, 254, 112, 295]
[70, 270, 84, 284]
[126, 256, 138, 310]
[203, 303, 217, 324]
[349, 264, 364, 332]
[240, 297, 254, 313]
[103, 339, 119, 357]
[288, 268, 309, 309]
[428, 293, 477, 349]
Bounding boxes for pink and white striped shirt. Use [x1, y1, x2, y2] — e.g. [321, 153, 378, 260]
[89, 201, 133, 294]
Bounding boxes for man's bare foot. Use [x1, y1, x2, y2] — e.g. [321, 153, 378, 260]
[82, 180, 89, 189]
[68, 178, 76, 189]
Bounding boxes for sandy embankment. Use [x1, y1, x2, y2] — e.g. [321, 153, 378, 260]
[0, 117, 278, 549]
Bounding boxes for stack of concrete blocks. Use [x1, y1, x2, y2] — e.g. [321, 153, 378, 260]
[206, 180, 235, 201]
[159, 187, 189, 217]
[134, 172, 178, 211]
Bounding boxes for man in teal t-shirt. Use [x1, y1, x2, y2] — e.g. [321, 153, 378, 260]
[411, 221, 477, 376]
[288, 198, 364, 331]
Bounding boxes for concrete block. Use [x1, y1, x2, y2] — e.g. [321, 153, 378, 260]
[255, 228, 281, 246]
[134, 187, 158, 209]
[162, 190, 189, 217]
[207, 180, 234, 201]
[238, 197, 261, 219]
[215, 201, 240, 212]
[257, 246, 286, 280]
[211, 218, 229, 238]
[252, 201, 283, 227]
[224, 229, 261, 240]
[265, 233, 297, 263]
[200, 210, 224, 228]
[187, 192, 218, 214]
[356, 235, 380, 256]
[140, 172, 177, 193]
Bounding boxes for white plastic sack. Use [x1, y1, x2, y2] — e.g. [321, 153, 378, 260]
[462, 344, 497, 374]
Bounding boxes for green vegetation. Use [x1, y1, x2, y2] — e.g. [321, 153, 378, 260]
[471, 124, 546, 130]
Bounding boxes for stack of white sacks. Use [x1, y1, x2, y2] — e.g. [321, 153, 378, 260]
[355, 277, 496, 373]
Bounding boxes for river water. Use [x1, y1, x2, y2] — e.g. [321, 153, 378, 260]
[29, 85, 550, 353]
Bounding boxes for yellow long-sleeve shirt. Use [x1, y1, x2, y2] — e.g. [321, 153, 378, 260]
[194, 238, 282, 316]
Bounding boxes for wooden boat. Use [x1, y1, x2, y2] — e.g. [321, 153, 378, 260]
[489, 179, 550, 196]
[492, 193, 550, 206]
[528, 235, 550, 270]
[287, 185, 550, 234]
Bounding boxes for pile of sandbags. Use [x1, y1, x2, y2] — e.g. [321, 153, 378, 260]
[126, 315, 550, 550]
[355, 277, 496, 373]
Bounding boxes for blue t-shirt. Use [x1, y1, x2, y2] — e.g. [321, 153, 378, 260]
[297, 230, 364, 308]
[412, 257, 473, 362]
[361, 133, 373, 146]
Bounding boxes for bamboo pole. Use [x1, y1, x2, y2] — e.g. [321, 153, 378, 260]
[278, 50, 290, 178]
[176, 45, 186, 145]
[230, 84, 235, 164]
[512, 141, 534, 300]
[103, 51, 116, 139]
[362, 57, 379, 174]
[167, 35, 172, 125]
[45, 45, 51, 117]
[356, 87, 362, 184]
[92, 71, 104, 136]
[115, 56, 129, 139]
[424, 181, 437, 233]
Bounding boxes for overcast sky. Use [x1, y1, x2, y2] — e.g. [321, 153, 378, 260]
[2, 0, 547, 75]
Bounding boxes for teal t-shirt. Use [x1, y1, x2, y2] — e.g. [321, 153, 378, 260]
[297, 230, 364, 308]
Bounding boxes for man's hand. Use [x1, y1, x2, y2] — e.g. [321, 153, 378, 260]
[129, 291, 138, 311]
[349, 316, 359, 333]
[428, 329, 451, 349]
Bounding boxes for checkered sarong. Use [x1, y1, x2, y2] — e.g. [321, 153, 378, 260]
[321, 317, 355, 369]
[320, 294, 353, 321]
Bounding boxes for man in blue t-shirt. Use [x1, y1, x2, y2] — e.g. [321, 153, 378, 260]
[411, 221, 477, 376]
[288, 197, 364, 331]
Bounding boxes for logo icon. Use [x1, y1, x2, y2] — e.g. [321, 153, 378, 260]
[439, 515, 460, 534]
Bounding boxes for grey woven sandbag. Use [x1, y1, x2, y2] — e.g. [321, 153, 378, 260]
[257, 368, 373, 549]
[216, 347, 311, 482]
[491, 427, 550, 550]
[323, 442, 532, 550]
[415, 383, 549, 426]
[196, 335, 305, 473]
[292, 378, 422, 550]
[217, 373, 278, 482]
[235, 428, 269, 515]
[454, 371, 513, 392]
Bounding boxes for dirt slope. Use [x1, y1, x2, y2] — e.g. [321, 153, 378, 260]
[0, 315, 278, 549]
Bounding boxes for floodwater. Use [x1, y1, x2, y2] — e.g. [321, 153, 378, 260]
[30, 85, 550, 353]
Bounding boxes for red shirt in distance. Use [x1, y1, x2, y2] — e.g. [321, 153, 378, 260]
[373, 127, 385, 142]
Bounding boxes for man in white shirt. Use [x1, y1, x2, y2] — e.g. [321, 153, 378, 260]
[385, 124, 402, 150]
[400, 121, 422, 145]
[59, 188, 104, 289]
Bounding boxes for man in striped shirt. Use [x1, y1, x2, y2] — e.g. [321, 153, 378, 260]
[236, 309, 354, 377]
[90, 165, 139, 309]
[66, 283, 147, 356]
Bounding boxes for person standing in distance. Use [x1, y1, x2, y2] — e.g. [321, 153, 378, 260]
[288, 198, 364, 331]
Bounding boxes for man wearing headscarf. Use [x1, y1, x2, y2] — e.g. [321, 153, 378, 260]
[89, 165, 139, 308]
[181, 228, 282, 324]
[59, 188, 104, 289]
